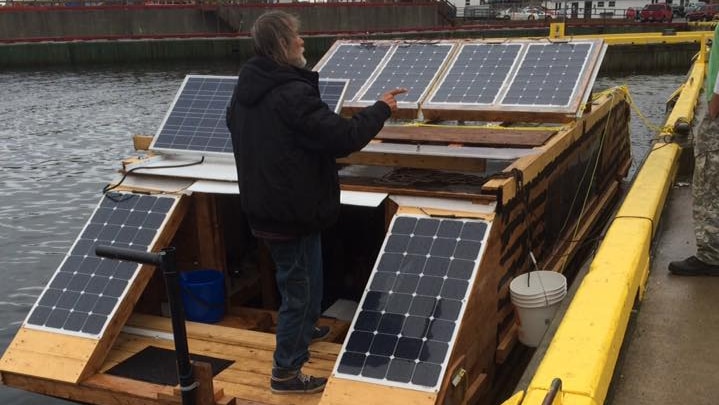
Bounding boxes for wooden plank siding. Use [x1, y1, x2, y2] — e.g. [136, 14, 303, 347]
[375, 126, 555, 148]
[483, 89, 628, 206]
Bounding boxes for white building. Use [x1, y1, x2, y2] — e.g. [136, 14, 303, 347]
[452, 0, 693, 19]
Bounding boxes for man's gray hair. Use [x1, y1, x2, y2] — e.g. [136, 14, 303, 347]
[251, 11, 300, 66]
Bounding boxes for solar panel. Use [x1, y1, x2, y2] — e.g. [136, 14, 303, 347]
[150, 75, 351, 155]
[24, 192, 180, 338]
[428, 43, 523, 105]
[421, 39, 604, 122]
[501, 42, 593, 107]
[151, 75, 236, 155]
[358, 43, 455, 106]
[334, 215, 491, 392]
[318, 78, 349, 114]
[314, 42, 393, 102]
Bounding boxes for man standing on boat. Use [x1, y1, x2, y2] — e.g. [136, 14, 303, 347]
[226, 10, 406, 394]
[669, 24, 719, 276]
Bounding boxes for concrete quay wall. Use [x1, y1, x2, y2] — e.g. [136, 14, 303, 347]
[0, 7, 232, 39]
[218, 3, 444, 34]
[0, 33, 698, 74]
[0, 4, 444, 41]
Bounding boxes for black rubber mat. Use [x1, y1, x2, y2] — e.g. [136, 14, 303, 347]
[106, 345, 234, 386]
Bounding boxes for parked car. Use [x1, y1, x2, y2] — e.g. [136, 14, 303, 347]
[671, 4, 685, 17]
[497, 6, 551, 20]
[462, 5, 496, 19]
[639, 3, 673, 22]
[686, 3, 719, 20]
[526, 5, 556, 18]
[684, 1, 707, 14]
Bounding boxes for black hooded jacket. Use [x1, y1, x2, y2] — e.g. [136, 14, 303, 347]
[226, 56, 391, 235]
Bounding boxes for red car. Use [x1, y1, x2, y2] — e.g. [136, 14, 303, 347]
[686, 4, 719, 21]
[639, 3, 673, 22]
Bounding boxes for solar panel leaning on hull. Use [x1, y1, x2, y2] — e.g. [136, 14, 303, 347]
[149, 75, 351, 156]
[334, 214, 491, 392]
[24, 192, 180, 339]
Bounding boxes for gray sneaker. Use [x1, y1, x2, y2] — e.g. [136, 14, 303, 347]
[270, 370, 327, 394]
[669, 255, 719, 276]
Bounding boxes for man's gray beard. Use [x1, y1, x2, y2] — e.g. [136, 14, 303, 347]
[291, 55, 307, 68]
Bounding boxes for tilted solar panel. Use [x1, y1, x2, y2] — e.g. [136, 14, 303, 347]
[501, 42, 593, 107]
[428, 43, 523, 105]
[150, 75, 352, 156]
[151, 75, 236, 154]
[421, 39, 604, 122]
[334, 215, 491, 392]
[358, 42, 455, 106]
[24, 192, 180, 338]
[318, 78, 350, 114]
[314, 43, 393, 102]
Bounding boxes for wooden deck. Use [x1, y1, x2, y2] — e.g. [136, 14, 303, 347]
[0, 313, 346, 405]
[110, 314, 343, 405]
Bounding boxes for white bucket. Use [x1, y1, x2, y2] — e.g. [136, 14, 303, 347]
[510, 271, 567, 347]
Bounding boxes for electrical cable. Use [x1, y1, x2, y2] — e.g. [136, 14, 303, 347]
[102, 156, 206, 201]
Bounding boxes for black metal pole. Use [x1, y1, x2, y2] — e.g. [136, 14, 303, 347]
[160, 247, 196, 405]
[95, 245, 196, 405]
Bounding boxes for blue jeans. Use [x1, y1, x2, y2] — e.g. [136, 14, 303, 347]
[265, 233, 323, 373]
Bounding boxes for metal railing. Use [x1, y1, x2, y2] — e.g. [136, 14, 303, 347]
[436, 0, 457, 24]
[456, 5, 672, 20]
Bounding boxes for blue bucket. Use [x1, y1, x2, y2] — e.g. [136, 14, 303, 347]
[179, 269, 225, 323]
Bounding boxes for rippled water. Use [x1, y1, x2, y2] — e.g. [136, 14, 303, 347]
[0, 63, 686, 404]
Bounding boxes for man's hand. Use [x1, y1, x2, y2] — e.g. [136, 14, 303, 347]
[380, 88, 408, 113]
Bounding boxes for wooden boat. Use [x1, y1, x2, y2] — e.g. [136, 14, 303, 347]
[0, 37, 631, 405]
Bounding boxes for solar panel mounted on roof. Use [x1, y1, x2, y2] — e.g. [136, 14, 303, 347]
[421, 39, 604, 122]
[357, 42, 455, 107]
[150, 75, 353, 156]
[334, 215, 491, 392]
[428, 43, 522, 105]
[500, 42, 593, 107]
[318, 78, 350, 114]
[24, 192, 180, 339]
[314, 42, 393, 102]
[151, 75, 236, 155]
